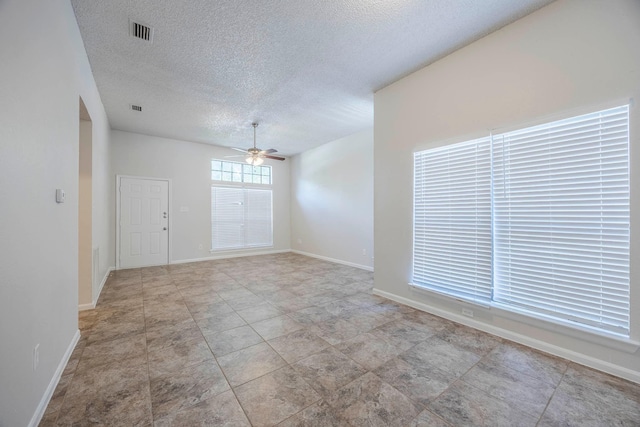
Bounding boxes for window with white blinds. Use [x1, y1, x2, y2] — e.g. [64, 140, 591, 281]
[492, 105, 630, 335]
[211, 187, 273, 251]
[413, 105, 630, 337]
[413, 137, 493, 304]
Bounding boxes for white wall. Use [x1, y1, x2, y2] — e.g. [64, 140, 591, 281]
[111, 130, 291, 263]
[374, 0, 640, 382]
[90, 109, 114, 304]
[0, 0, 112, 425]
[93, 118, 113, 303]
[290, 129, 374, 270]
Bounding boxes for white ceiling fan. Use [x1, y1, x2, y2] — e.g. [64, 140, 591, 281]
[228, 123, 285, 165]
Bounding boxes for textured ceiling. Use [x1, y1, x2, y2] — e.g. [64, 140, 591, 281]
[71, 0, 554, 155]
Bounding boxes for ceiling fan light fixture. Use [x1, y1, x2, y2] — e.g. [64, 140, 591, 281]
[246, 156, 264, 166]
[226, 122, 284, 163]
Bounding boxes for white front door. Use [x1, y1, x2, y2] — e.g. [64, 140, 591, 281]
[118, 177, 169, 268]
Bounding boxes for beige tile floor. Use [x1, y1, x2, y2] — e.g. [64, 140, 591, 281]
[40, 253, 640, 426]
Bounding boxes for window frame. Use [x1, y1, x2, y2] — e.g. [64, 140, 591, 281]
[211, 159, 272, 185]
[210, 159, 274, 252]
[411, 104, 632, 341]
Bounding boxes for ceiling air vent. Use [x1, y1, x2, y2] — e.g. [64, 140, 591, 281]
[130, 104, 142, 112]
[129, 20, 154, 42]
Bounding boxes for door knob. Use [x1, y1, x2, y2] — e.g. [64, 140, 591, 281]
[163, 227, 167, 231]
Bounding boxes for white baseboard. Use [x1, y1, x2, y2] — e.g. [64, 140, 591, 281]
[29, 329, 81, 427]
[291, 249, 373, 272]
[373, 288, 640, 384]
[95, 266, 112, 302]
[78, 266, 113, 311]
[171, 249, 292, 265]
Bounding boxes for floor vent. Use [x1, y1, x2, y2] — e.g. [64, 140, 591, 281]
[130, 20, 154, 42]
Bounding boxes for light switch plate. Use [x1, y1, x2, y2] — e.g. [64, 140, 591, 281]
[56, 189, 65, 203]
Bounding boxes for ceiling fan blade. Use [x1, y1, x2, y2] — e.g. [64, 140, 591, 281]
[231, 147, 249, 153]
[224, 155, 247, 158]
[264, 155, 285, 161]
[260, 148, 277, 154]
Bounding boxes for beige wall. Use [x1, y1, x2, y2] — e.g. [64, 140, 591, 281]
[290, 129, 374, 270]
[78, 118, 93, 306]
[111, 130, 291, 263]
[374, 0, 640, 382]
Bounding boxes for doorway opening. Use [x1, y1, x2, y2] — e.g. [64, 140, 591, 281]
[78, 98, 93, 309]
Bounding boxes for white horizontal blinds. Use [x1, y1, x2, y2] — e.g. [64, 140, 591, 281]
[211, 187, 245, 250]
[211, 187, 274, 250]
[246, 189, 273, 247]
[413, 137, 493, 303]
[493, 105, 630, 335]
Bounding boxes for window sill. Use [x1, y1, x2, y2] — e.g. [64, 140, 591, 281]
[408, 283, 491, 308]
[491, 303, 639, 354]
[408, 283, 639, 354]
[209, 245, 273, 254]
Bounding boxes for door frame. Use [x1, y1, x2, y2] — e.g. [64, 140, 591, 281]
[116, 175, 172, 270]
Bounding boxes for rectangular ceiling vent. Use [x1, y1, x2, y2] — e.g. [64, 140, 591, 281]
[130, 104, 142, 112]
[130, 20, 154, 42]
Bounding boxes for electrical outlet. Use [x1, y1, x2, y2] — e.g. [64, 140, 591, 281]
[362, 249, 367, 256]
[33, 344, 40, 371]
[462, 308, 474, 318]
[297, 238, 302, 245]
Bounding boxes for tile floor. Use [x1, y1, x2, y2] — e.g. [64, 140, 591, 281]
[40, 253, 640, 426]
